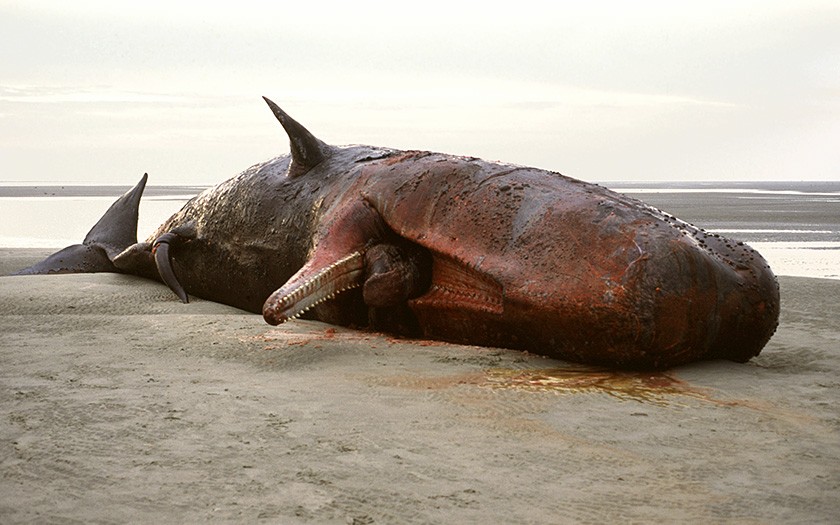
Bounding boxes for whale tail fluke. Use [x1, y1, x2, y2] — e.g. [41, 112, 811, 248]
[12, 174, 148, 275]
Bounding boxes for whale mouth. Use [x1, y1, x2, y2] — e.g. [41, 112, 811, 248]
[262, 230, 437, 329]
[263, 251, 366, 325]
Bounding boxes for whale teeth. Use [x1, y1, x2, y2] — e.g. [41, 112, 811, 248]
[265, 251, 365, 325]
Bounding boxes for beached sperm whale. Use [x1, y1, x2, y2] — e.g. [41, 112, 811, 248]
[15, 97, 780, 368]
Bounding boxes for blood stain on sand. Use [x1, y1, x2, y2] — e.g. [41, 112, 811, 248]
[481, 367, 715, 406]
[242, 329, 758, 408]
[380, 365, 746, 407]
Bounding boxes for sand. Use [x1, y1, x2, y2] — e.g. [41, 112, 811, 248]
[1, 249, 838, 523]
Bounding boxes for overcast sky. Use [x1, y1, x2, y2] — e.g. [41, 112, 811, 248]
[1, 1, 838, 185]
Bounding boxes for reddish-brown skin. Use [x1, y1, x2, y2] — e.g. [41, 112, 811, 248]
[356, 152, 779, 368]
[15, 100, 780, 369]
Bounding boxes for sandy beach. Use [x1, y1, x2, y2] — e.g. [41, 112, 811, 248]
[1, 249, 838, 523]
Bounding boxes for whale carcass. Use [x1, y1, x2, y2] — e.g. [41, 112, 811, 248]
[15, 98, 780, 369]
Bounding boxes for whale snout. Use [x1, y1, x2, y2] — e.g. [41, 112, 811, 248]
[709, 242, 780, 363]
[653, 230, 780, 366]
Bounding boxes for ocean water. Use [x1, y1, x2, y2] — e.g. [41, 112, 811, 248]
[613, 181, 840, 280]
[0, 195, 191, 248]
[1, 181, 838, 279]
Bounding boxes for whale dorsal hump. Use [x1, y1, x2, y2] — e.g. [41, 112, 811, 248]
[263, 96, 333, 178]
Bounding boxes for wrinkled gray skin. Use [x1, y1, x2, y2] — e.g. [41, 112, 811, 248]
[119, 147, 397, 319]
[16, 98, 780, 369]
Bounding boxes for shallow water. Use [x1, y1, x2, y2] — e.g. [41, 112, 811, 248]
[0, 195, 189, 247]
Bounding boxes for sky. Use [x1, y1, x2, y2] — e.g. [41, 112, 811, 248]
[1, 0, 838, 185]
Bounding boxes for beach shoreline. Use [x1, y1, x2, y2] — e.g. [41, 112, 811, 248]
[1, 249, 838, 523]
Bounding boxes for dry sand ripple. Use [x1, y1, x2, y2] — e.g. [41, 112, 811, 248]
[1, 250, 838, 523]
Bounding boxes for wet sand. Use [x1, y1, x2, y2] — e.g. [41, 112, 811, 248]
[1, 250, 838, 523]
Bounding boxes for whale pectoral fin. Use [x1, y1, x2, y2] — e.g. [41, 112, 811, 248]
[12, 174, 148, 275]
[263, 250, 366, 325]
